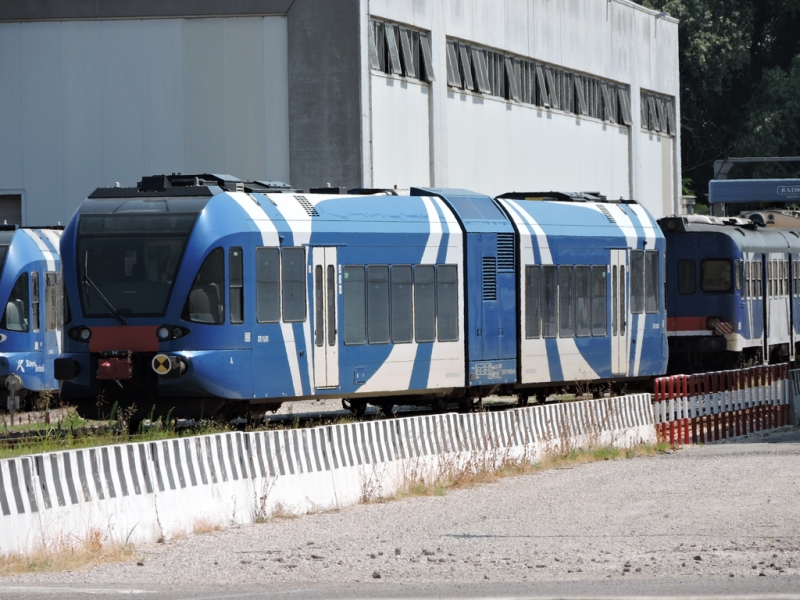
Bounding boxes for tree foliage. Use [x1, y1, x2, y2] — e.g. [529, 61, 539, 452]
[637, 0, 800, 199]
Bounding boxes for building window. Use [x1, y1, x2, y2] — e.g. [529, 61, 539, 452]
[0, 195, 22, 226]
[370, 19, 435, 83]
[641, 90, 676, 135]
[445, 37, 632, 126]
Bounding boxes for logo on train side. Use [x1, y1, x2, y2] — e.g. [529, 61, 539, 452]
[777, 186, 800, 196]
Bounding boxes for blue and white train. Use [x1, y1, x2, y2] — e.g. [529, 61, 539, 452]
[54, 175, 667, 419]
[0, 225, 63, 409]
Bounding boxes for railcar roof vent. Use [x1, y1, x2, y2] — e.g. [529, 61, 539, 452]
[497, 234, 515, 272]
[294, 195, 320, 217]
[597, 205, 616, 224]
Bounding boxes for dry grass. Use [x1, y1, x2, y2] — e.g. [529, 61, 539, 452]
[0, 528, 136, 575]
[192, 518, 222, 535]
[388, 441, 672, 501]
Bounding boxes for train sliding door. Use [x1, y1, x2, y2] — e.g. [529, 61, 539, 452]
[611, 249, 629, 376]
[312, 247, 339, 389]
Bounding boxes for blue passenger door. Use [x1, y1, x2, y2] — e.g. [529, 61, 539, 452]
[312, 247, 339, 389]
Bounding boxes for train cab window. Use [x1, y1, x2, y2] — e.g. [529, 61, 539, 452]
[591, 266, 607, 336]
[701, 259, 732, 293]
[256, 248, 280, 323]
[414, 265, 436, 342]
[343, 266, 366, 345]
[281, 248, 306, 322]
[367, 266, 390, 344]
[391, 266, 413, 343]
[542, 266, 558, 338]
[630, 251, 644, 314]
[575, 266, 590, 337]
[31, 272, 40, 332]
[0, 273, 30, 332]
[558, 266, 575, 337]
[229, 248, 243, 324]
[45, 272, 61, 331]
[525, 266, 541, 338]
[437, 265, 459, 342]
[183, 248, 225, 324]
[645, 251, 659, 313]
[677, 260, 696, 295]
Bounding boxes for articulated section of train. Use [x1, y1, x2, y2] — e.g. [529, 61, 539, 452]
[53, 174, 668, 419]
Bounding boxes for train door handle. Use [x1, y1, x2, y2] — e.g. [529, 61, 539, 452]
[631, 338, 636, 343]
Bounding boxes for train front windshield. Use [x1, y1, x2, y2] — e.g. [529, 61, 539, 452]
[76, 214, 197, 318]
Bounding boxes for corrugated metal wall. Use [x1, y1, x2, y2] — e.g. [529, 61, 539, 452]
[0, 16, 290, 226]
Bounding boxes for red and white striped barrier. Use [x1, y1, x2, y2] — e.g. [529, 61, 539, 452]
[653, 364, 790, 445]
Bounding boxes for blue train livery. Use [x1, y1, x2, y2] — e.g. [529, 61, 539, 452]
[0, 226, 63, 409]
[55, 175, 667, 419]
[660, 214, 800, 372]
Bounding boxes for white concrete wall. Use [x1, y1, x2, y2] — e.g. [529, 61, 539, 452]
[367, 0, 680, 217]
[0, 17, 290, 226]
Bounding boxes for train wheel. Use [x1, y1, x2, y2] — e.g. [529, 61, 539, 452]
[342, 399, 367, 418]
[377, 403, 395, 418]
[517, 394, 529, 407]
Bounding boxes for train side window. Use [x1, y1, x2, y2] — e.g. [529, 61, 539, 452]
[45, 272, 61, 331]
[734, 259, 742, 292]
[757, 260, 763, 298]
[591, 266, 607, 336]
[436, 265, 459, 342]
[256, 247, 280, 323]
[31, 271, 40, 332]
[525, 265, 541, 338]
[229, 247, 244, 324]
[701, 259, 732, 293]
[575, 266, 590, 337]
[314, 266, 324, 346]
[645, 251, 659, 313]
[183, 248, 225, 324]
[542, 266, 558, 338]
[630, 250, 644, 314]
[414, 265, 436, 343]
[558, 266, 574, 338]
[326, 265, 336, 346]
[343, 265, 366, 345]
[619, 265, 626, 335]
[744, 261, 750, 298]
[367, 265, 390, 344]
[0, 273, 29, 332]
[611, 266, 618, 336]
[784, 260, 789, 296]
[281, 248, 306, 322]
[677, 260, 696, 295]
[390, 265, 413, 343]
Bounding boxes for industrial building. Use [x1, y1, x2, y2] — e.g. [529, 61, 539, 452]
[0, 0, 679, 225]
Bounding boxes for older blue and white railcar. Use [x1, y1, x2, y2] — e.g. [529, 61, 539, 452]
[0, 226, 63, 408]
[496, 193, 668, 396]
[55, 175, 666, 420]
[660, 215, 800, 372]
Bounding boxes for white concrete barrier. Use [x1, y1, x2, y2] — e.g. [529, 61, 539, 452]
[0, 394, 655, 555]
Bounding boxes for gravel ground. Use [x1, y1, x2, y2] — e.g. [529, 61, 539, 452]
[2, 427, 799, 598]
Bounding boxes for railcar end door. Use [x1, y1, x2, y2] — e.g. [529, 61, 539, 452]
[611, 249, 629, 376]
[312, 247, 339, 389]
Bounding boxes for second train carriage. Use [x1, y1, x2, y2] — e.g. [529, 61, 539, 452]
[660, 214, 800, 372]
[54, 175, 667, 419]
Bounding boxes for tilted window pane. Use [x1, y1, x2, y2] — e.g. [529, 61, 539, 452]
[525, 265, 541, 339]
[542, 266, 558, 338]
[591, 266, 607, 336]
[558, 266, 574, 337]
[630, 250, 644, 314]
[446, 40, 462, 87]
[367, 265, 390, 344]
[575, 266, 590, 337]
[391, 265, 413, 343]
[281, 248, 306, 322]
[414, 265, 436, 342]
[419, 32, 435, 82]
[459, 43, 475, 91]
[645, 251, 659, 313]
[471, 47, 491, 94]
[368, 20, 382, 70]
[183, 248, 225, 324]
[343, 266, 365, 345]
[437, 265, 459, 342]
[256, 247, 280, 323]
[384, 24, 402, 74]
[398, 27, 416, 78]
